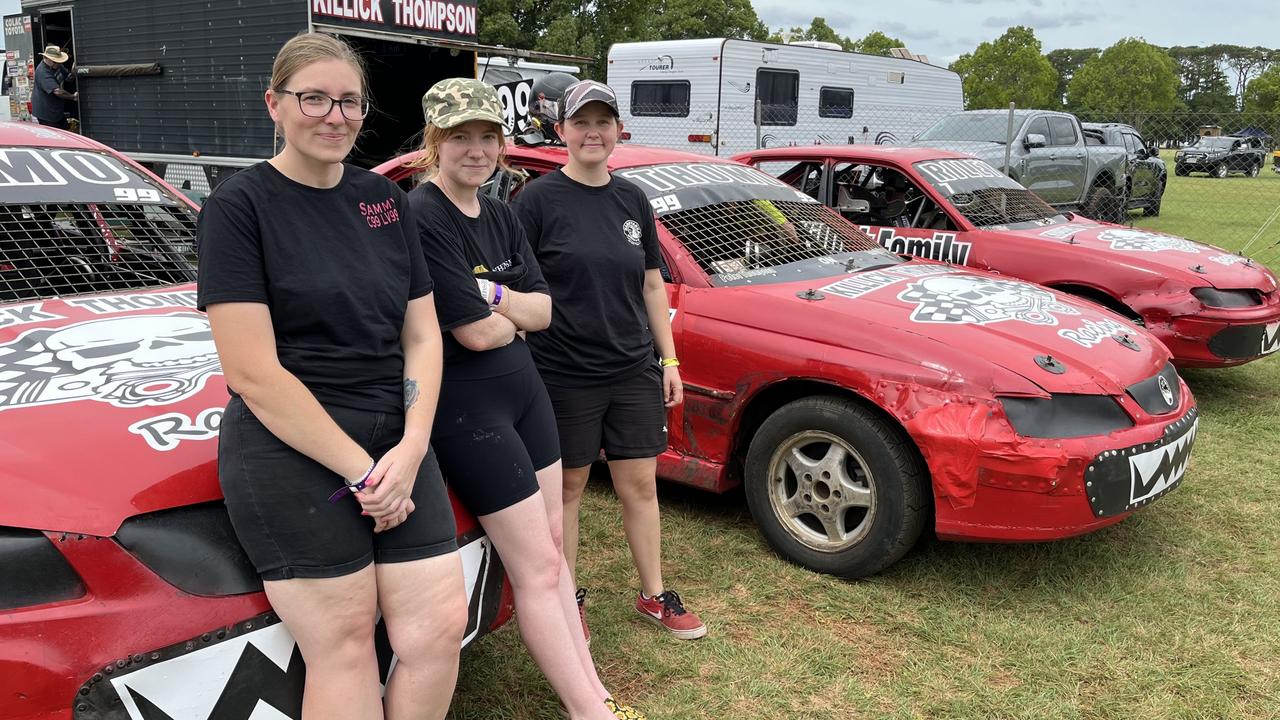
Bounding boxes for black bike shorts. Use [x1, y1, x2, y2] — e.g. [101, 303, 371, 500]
[432, 359, 561, 517]
[218, 396, 459, 582]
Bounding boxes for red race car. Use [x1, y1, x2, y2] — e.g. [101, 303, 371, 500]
[732, 145, 1280, 368]
[0, 123, 510, 720]
[376, 143, 1199, 579]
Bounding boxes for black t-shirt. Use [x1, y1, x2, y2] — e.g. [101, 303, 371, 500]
[32, 63, 69, 123]
[408, 181, 549, 380]
[196, 162, 433, 412]
[513, 169, 663, 387]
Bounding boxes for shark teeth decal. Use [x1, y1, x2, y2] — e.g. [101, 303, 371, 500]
[1129, 419, 1198, 506]
[1262, 322, 1280, 355]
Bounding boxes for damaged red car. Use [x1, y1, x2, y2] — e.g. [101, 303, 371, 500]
[0, 123, 510, 720]
[732, 145, 1280, 368]
[376, 144, 1200, 580]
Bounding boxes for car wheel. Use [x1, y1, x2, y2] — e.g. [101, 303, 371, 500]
[1141, 179, 1165, 217]
[1174, 165, 1189, 177]
[743, 396, 929, 578]
[1248, 163, 1260, 178]
[1214, 163, 1228, 178]
[1082, 186, 1124, 223]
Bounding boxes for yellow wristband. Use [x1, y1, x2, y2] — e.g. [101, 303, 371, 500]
[660, 357, 680, 368]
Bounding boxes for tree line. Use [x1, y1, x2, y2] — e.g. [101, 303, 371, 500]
[475, 2, 1280, 120]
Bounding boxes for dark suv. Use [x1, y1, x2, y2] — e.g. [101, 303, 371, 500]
[1175, 135, 1268, 178]
[1083, 122, 1167, 216]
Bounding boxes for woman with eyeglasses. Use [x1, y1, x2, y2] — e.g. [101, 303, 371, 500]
[197, 33, 467, 720]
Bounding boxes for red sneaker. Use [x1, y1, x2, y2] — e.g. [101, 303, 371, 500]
[576, 587, 591, 645]
[634, 590, 707, 639]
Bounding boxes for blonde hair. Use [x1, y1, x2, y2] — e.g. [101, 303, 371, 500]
[269, 33, 368, 151]
[407, 122, 525, 182]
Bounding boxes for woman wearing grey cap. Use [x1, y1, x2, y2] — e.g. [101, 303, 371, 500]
[406, 77, 645, 720]
[513, 79, 708, 643]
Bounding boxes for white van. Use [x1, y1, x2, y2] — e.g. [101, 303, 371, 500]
[607, 39, 964, 156]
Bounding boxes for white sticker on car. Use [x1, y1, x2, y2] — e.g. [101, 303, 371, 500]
[1129, 419, 1197, 505]
[898, 275, 1081, 326]
[1262, 322, 1280, 355]
[1097, 229, 1203, 254]
[0, 301, 64, 329]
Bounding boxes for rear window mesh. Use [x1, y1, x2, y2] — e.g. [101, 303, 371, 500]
[659, 200, 881, 276]
[950, 188, 1059, 227]
[1, 203, 196, 304]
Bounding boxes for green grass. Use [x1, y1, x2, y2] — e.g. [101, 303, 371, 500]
[445, 170, 1280, 720]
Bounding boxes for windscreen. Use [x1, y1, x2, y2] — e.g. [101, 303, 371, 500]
[915, 113, 1027, 143]
[914, 158, 1063, 228]
[615, 162, 899, 286]
[1190, 136, 1235, 149]
[2, 147, 196, 303]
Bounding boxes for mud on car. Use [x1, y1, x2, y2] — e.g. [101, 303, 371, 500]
[733, 145, 1280, 369]
[377, 144, 1200, 580]
[0, 122, 510, 720]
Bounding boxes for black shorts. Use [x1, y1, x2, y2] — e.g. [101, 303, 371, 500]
[546, 364, 668, 469]
[432, 359, 561, 517]
[218, 396, 459, 581]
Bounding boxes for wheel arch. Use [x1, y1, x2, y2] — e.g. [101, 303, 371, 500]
[1048, 282, 1144, 323]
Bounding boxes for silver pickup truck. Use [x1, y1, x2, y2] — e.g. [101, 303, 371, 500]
[910, 109, 1130, 222]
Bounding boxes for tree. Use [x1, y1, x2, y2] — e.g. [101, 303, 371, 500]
[948, 26, 1058, 110]
[649, 0, 767, 43]
[1245, 65, 1280, 113]
[1221, 45, 1272, 101]
[1067, 38, 1180, 122]
[1167, 45, 1236, 113]
[850, 31, 904, 57]
[1046, 48, 1099, 108]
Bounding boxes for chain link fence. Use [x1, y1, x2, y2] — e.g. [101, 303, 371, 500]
[617, 102, 1280, 269]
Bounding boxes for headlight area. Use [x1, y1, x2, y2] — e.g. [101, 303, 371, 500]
[1192, 287, 1263, 309]
[116, 503, 263, 597]
[0, 527, 86, 610]
[998, 394, 1134, 439]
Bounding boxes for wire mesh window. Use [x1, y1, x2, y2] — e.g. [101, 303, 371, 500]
[948, 189, 1061, 228]
[631, 81, 691, 118]
[1, 203, 197, 304]
[659, 200, 882, 278]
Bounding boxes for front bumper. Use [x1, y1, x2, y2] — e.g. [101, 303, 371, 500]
[916, 386, 1197, 543]
[1148, 307, 1280, 368]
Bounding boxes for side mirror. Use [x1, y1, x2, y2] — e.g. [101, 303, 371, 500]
[1135, 147, 1149, 159]
[1024, 133, 1047, 149]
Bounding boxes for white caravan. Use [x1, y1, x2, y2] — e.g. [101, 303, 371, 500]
[607, 39, 964, 156]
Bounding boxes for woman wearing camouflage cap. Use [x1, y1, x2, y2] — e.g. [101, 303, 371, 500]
[407, 77, 644, 720]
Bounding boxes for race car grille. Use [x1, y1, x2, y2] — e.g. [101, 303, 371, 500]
[0, 203, 197, 304]
[949, 188, 1059, 227]
[658, 200, 881, 277]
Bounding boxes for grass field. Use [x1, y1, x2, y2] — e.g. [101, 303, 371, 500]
[445, 162, 1280, 720]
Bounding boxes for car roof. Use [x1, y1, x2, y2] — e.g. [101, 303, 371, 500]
[740, 144, 974, 164]
[510, 142, 738, 170]
[0, 120, 114, 151]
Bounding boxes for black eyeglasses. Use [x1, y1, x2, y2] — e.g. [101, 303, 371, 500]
[276, 89, 370, 120]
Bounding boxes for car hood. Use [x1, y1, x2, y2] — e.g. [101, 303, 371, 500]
[1004, 220, 1280, 292]
[0, 284, 225, 536]
[693, 262, 1169, 396]
[909, 140, 1008, 163]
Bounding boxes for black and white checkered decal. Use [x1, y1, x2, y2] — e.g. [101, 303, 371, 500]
[84, 538, 497, 720]
[0, 313, 219, 412]
[897, 275, 1081, 326]
[1096, 229, 1203, 253]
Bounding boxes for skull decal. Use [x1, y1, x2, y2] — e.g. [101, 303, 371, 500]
[0, 313, 221, 411]
[1097, 229, 1203, 254]
[898, 275, 1081, 326]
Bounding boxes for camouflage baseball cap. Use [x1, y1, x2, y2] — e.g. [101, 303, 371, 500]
[422, 78, 506, 129]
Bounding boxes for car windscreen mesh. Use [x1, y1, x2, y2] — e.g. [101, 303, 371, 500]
[1, 203, 196, 304]
[948, 188, 1060, 227]
[659, 200, 886, 278]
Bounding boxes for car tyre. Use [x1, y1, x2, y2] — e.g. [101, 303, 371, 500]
[743, 396, 929, 578]
[1082, 186, 1124, 223]
[1248, 163, 1260, 178]
[1141, 179, 1165, 217]
[1214, 163, 1228, 178]
[1174, 165, 1189, 177]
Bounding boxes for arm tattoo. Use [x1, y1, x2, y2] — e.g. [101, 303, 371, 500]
[403, 378, 420, 412]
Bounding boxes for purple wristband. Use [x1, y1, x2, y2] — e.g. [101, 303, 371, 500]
[328, 460, 376, 503]
[492, 283, 504, 309]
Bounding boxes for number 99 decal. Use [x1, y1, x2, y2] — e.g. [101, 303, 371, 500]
[495, 79, 534, 136]
[114, 187, 164, 203]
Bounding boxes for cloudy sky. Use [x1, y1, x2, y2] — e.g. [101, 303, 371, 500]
[751, 0, 1276, 64]
[3, 0, 1274, 64]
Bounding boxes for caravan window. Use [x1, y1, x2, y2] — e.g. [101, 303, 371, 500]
[818, 87, 854, 118]
[755, 69, 799, 126]
[631, 81, 691, 117]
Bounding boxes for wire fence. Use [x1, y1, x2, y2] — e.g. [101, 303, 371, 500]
[617, 103, 1280, 269]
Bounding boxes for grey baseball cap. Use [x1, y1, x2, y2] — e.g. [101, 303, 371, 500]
[562, 80, 620, 120]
